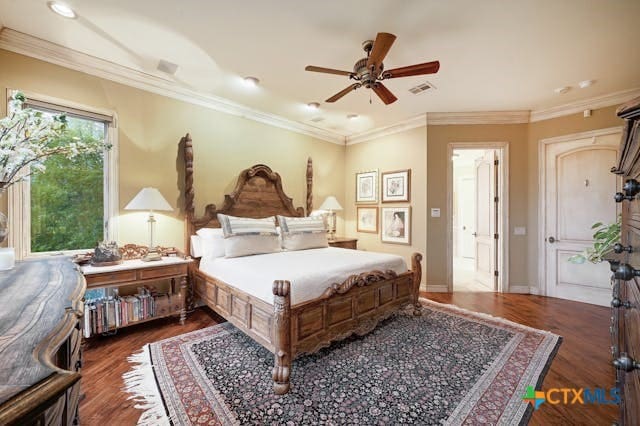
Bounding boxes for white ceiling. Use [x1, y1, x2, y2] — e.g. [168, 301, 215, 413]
[1, 0, 639, 137]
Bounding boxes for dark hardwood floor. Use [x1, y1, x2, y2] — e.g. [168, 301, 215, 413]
[79, 293, 617, 425]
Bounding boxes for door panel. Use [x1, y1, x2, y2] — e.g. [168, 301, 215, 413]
[460, 177, 475, 258]
[474, 151, 495, 289]
[544, 132, 620, 306]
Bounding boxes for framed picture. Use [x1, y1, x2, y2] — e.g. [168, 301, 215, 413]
[381, 206, 411, 245]
[357, 207, 378, 233]
[381, 169, 411, 203]
[355, 170, 378, 203]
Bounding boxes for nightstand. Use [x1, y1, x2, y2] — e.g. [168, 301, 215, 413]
[80, 257, 192, 333]
[328, 237, 358, 250]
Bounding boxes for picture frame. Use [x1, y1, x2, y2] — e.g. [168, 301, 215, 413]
[355, 170, 378, 203]
[381, 206, 411, 245]
[356, 206, 378, 233]
[381, 169, 411, 203]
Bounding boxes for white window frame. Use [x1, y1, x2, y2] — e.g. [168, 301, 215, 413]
[6, 89, 119, 259]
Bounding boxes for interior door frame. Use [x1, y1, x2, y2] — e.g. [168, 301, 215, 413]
[537, 126, 623, 296]
[447, 142, 509, 293]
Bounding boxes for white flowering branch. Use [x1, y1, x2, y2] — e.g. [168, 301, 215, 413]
[0, 92, 110, 189]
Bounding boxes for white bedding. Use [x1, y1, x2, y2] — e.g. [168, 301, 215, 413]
[199, 247, 407, 305]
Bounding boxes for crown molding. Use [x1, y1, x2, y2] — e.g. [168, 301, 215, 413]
[530, 88, 640, 122]
[345, 115, 427, 145]
[0, 28, 345, 145]
[426, 110, 530, 125]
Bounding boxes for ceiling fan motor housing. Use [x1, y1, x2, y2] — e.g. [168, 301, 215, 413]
[353, 57, 382, 87]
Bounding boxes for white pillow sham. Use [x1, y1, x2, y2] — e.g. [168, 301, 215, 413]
[277, 215, 328, 251]
[195, 227, 225, 258]
[217, 214, 281, 258]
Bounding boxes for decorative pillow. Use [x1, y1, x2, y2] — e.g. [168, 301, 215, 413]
[217, 214, 280, 258]
[195, 228, 225, 258]
[277, 216, 328, 251]
[190, 235, 203, 258]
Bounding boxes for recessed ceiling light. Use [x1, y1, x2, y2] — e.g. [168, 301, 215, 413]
[578, 80, 595, 89]
[47, 1, 77, 19]
[347, 114, 358, 120]
[243, 76, 259, 87]
[306, 102, 320, 110]
[554, 86, 571, 95]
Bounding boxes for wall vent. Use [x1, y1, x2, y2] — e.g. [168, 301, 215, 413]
[310, 116, 325, 122]
[409, 81, 436, 94]
[157, 59, 179, 75]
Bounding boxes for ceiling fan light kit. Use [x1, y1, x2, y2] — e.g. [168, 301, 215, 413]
[305, 32, 440, 105]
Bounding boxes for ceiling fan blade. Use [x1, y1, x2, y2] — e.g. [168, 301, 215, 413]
[367, 32, 396, 71]
[325, 83, 361, 103]
[372, 82, 398, 105]
[384, 61, 440, 78]
[305, 65, 352, 76]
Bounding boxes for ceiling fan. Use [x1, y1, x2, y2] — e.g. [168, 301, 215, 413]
[305, 32, 440, 105]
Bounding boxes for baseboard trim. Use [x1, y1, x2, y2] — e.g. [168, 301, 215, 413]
[425, 284, 449, 293]
[509, 285, 531, 294]
[528, 286, 540, 295]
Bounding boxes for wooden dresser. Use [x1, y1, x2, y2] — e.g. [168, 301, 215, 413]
[0, 258, 86, 425]
[612, 97, 640, 425]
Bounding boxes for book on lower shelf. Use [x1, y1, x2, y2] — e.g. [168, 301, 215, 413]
[83, 286, 182, 337]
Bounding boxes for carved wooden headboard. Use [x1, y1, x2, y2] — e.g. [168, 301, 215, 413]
[181, 133, 313, 254]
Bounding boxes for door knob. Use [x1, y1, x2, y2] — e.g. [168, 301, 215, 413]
[472, 232, 477, 237]
[547, 236, 556, 243]
[615, 192, 635, 202]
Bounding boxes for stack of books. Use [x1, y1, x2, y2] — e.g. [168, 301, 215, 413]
[83, 287, 174, 337]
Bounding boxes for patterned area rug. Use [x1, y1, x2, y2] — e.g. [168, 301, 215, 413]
[123, 299, 561, 425]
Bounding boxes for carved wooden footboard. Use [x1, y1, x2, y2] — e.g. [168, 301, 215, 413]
[181, 133, 424, 394]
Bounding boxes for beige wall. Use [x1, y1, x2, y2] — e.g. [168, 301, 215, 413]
[344, 126, 427, 285]
[526, 106, 624, 291]
[0, 49, 345, 250]
[427, 123, 529, 288]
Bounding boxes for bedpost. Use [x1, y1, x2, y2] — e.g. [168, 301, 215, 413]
[272, 280, 292, 394]
[306, 157, 313, 215]
[182, 133, 194, 256]
[411, 253, 423, 316]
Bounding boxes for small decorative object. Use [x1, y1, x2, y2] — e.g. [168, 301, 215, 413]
[355, 170, 378, 203]
[92, 241, 123, 266]
[381, 206, 411, 245]
[124, 187, 173, 260]
[382, 169, 411, 203]
[0, 247, 15, 271]
[357, 206, 378, 233]
[72, 252, 93, 265]
[319, 196, 343, 241]
[568, 217, 621, 264]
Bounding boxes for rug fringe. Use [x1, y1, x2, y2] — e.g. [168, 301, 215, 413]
[122, 345, 171, 426]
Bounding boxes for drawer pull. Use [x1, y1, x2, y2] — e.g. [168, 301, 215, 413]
[613, 243, 633, 254]
[75, 359, 83, 371]
[614, 263, 640, 281]
[611, 297, 632, 309]
[623, 179, 640, 196]
[613, 354, 640, 372]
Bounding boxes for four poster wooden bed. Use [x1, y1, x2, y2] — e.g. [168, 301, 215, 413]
[180, 133, 423, 394]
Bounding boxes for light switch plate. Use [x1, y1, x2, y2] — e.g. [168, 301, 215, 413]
[514, 226, 526, 235]
[431, 208, 441, 218]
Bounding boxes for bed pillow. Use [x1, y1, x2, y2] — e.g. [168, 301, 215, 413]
[195, 228, 225, 258]
[277, 215, 328, 251]
[217, 214, 281, 258]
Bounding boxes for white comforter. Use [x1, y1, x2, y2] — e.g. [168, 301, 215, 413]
[199, 247, 407, 305]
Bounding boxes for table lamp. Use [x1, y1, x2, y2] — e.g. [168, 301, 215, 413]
[319, 196, 343, 241]
[125, 187, 173, 256]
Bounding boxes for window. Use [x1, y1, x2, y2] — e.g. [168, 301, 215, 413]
[8, 92, 118, 258]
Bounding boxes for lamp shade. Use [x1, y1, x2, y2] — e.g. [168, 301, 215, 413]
[125, 187, 173, 211]
[319, 196, 343, 211]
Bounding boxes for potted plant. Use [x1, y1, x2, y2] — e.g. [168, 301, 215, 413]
[568, 216, 621, 267]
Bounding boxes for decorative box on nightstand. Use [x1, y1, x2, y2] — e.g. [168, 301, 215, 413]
[328, 237, 358, 250]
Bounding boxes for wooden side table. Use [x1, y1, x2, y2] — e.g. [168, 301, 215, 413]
[328, 237, 358, 250]
[81, 257, 192, 331]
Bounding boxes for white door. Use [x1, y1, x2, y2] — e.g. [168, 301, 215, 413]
[474, 150, 496, 289]
[460, 177, 475, 258]
[544, 132, 620, 306]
